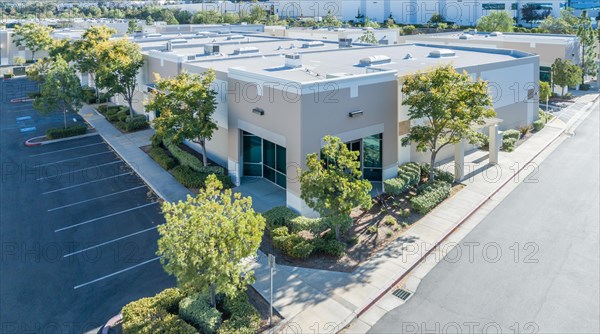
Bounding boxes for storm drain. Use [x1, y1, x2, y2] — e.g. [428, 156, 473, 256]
[392, 288, 412, 301]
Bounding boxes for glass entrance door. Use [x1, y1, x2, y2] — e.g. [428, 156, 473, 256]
[342, 134, 382, 181]
[242, 131, 287, 188]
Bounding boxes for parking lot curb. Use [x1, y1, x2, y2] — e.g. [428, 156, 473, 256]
[101, 313, 122, 334]
[24, 131, 99, 147]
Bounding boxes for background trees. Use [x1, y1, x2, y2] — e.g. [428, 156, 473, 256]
[551, 58, 582, 95]
[157, 175, 265, 307]
[476, 11, 514, 32]
[96, 38, 144, 118]
[575, 12, 598, 84]
[300, 136, 373, 240]
[147, 71, 218, 167]
[33, 56, 82, 129]
[13, 23, 54, 61]
[400, 65, 495, 181]
[73, 26, 117, 97]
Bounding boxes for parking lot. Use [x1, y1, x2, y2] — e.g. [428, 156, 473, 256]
[1, 78, 173, 332]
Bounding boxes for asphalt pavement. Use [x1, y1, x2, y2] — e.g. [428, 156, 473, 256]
[368, 104, 600, 333]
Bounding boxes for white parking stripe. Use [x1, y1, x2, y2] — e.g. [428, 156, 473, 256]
[42, 172, 134, 195]
[54, 202, 160, 232]
[63, 226, 159, 258]
[36, 151, 113, 167]
[29, 142, 104, 157]
[36, 160, 121, 181]
[48, 185, 147, 212]
[73, 257, 162, 290]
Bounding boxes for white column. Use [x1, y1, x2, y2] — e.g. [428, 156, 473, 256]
[454, 139, 465, 182]
[489, 124, 499, 164]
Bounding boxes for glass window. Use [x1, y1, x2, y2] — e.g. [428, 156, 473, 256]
[243, 163, 262, 176]
[276, 145, 286, 174]
[263, 140, 276, 169]
[243, 134, 262, 164]
[363, 135, 382, 168]
[482, 3, 506, 10]
[263, 165, 275, 183]
[276, 172, 287, 188]
[363, 168, 382, 181]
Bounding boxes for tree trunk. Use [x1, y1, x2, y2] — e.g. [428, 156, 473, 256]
[429, 151, 437, 182]
[200, 138, 208, 166]
[209, 284, 216, 308]
[334, 224, 341, 241]
[561, 86, 565, 97]
[127, 98, 134, 122]
[31, 50, 36, 62]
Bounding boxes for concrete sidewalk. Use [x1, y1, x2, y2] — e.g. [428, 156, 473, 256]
[79, 105, 193, 202]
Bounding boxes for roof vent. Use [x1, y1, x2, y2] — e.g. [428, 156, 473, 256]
[326, 72, 353, 79]
[428, 49, 456, 58]
[302, 41, 325, 48]
[285, 53, 302, 68]
[204, 44, 220, 55]
[289, 44, 296, 49]
[459, 34, 474, 40]
[276, 46, 283, 50]
[490, 31, 503, 37]
[170, 39, 187, 44]
[403, 53, 413, 60]
[233, 46, 259, 54]
[227, 35, 245, 40]
[359, 55, 392, 66]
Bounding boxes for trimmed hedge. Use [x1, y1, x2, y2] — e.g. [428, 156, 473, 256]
[312, 238, 345, 257]
[149, 147, 176, 170]
[271, 226, 314, 259]
[533, 119, 545, 132]
[502, 137, 517, 152]
[172, 165, 204, 189]
[116, 119, 149, 132]
[179, 294, 222, 334]
[96, 104, 108, 114]
[45, 125, 87, 140]
[420, 163, 454, 184]
[288, 216, 324, 234]
[410, 181, 451, 214]
[503, 129, 521, 141]
[165, 139, 204, 172]
[383, 162, 421, 195]
[263, 206, 299, 230]
[218, 294, 261, 334]
[121, 288, 193, 334]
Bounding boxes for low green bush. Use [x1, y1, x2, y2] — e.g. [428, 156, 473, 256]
[312, 238, 345, 257]
[150, 147, 176, 170]
[27, 91, 41, 99]
[410, 181, 451, 214]
[165, 139, 204, 172]
[121, 288, 191, 334]
[533, 119, 545, 132]
[218, 294, 260, 334]
[179, 294, 222, 334]
[538, 110, 553, 123]
[288, 216, 324, 234]
[117, 110, 129, 122]
[383, 162, 421, 195]
[45, 125, 87, 140]
[579, 83, 590, 91]
[106, 111, 121, 122]
[123, 119, 149, 132]
[501, 137, 517, 152]
[82, 87, 96, 104]
[263, 206, 299, 230]
[503, 129, 521, 141]
[172, 165, 204, 189]
[420, 163, 454, 183]
[271, 227, 314, 259]
[150, 133, 163, 148]
[3, 73, 14, 79]
[96, 104, 108, 114]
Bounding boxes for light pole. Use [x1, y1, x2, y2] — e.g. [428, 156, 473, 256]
[267, 254, 276, 328]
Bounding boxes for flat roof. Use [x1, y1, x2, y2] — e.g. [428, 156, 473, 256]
[411, 32, 578, 44]
[187, 43, 536, 83]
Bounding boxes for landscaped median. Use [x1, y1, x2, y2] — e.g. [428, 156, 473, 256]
[24, 124, 94, 147]
[260, 162, 460, 271]
[501, 109, 554, 152]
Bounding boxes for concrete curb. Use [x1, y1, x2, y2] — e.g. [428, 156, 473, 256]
[101, 313, 122, 334]
[24, 131, 98, 147]
[339, 98, 600, 330]
[10, 97, 34, 103]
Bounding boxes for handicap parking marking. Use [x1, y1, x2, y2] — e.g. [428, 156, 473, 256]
[19, 126, 36, 133]
[63, 226, 159, 258]
[73, 256, 162, 290]
[54, 202, 160, 232]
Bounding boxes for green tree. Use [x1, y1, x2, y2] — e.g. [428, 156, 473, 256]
[145, 15, 154, 25]
[520, 4, 540, 27]
[551, 58, 582, 95]
[13, 23, 54, 61]
[576, 12, 598, 84]
[73, 26, 117, 99]
[12, 56, 26, 66]
[96, 38, 144, 119]
[147, 71, 218, 167]
[192, 10, 222, 24]
[248, 4, 266, 23]
[48, 39, 76, 62]
[539, 81, 551, 110]
[358, 30, 378, 44]
[300, 135, 373, 240]
[539, 15, 574, 34]
[322, 11, 342, 27]
[476, 11, 514, 32]
[26, 57, 53, 83]
[157, 175, 265, 307]
[33, 56, 82, 129]
[401, 65, 495, 181]
[429, 13, 445, 24]
[127, 19, 138, 34]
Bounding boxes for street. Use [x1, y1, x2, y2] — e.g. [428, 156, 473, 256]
[369, 104, 600, 333]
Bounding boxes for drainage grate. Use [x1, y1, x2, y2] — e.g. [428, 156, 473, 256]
[392, 288, 412, 301]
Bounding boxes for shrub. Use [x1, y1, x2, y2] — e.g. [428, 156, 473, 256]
[3, 73, 14, 79]
[386, 231, 393, 237]
[271, 226, 313, 259]
[518, 125, 531, 137]
[538, 110, 552, 123]
[533, 119, 545, 132]
[27, 91, 41, 99]
[420, 163, 454, 183]
[124, 119, 149, 132]
[399, 208, 411, 218]
[263, 207, 299, 230]
[150, 147, 176, 170]
[218, 294, 260, 334]
[179, 294, 222, 334]
[172, 165, 204, 189]
[367, 225, 378, 234]
[165, 139, 204, 172]
[503, 129, 521, 141]
[45, 125, 87, 140]
[383, 215, 396, 226]
[501, 137, 517, 152]
[410, 181, 451, 214]
[289, 240, 314, 259]
[96, 104, 108, 114]
[312, 238, 345, 257]
[117, 110, 129, 122]
[288, 216, 324, 234]
[151, 133, 163, 148]
[579, 83, 590, 91]
[106, 110, 121, 122]
[82, 87, 96, 104]
[121, 288, 191, 334]
[383, 162, 421, 195]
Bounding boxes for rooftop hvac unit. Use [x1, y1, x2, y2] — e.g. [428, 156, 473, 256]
[359, 55, 392, 66]
[428, 49, 456, 58]
[302, 41, 325, 48]
[339, 38, 352, 48]
[166, 41, 172, 52]
[233, 47, 259, 54]
[285, 54, 302, 68]
[204, 44, 220, 55]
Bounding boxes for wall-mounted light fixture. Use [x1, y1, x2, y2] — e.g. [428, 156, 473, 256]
[252, 107, 265, 116]
[348, 110, 363, 118]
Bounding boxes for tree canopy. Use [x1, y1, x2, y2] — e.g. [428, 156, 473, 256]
[13, 23, 54, 61]
[157, 175, 265, 307]
[73, 26, 117, 93]
[400, 65, 495, 181]
[300, 135, 373, 240]
[551, 58, 582, 95]
[476, 11, 514, 32]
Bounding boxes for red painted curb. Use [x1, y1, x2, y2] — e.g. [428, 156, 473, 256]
[24, 136, 44, 147]
[10, 97, 34, 103]
[101, 314, 122, 334]
[355, 127, 567, 319]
